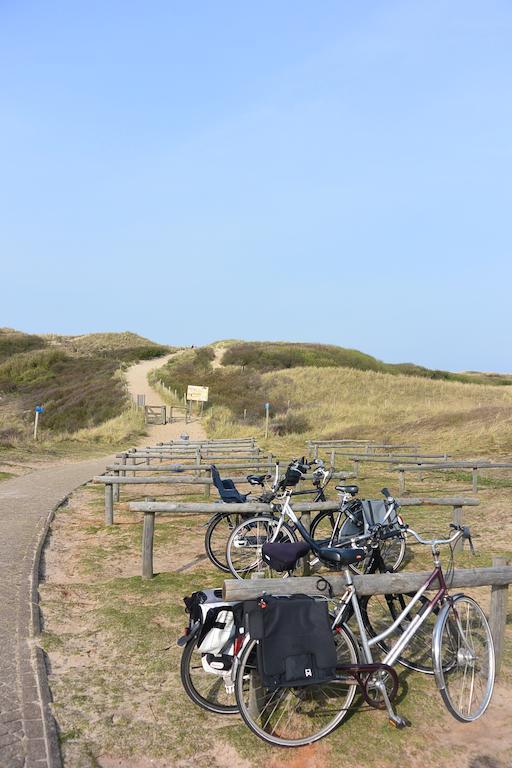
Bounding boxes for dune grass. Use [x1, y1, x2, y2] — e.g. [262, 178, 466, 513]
[0, 329, 172, 457]
[222, 341, 512, 386]
[203, 366, 512, 459]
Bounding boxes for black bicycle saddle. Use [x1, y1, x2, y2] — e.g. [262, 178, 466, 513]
[335, 484, 359, 496]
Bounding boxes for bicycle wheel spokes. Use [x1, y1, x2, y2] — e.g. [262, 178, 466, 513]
[434, 595, 495, 722]
[227, 517, 295, 580]
[235, 629, 358, 746]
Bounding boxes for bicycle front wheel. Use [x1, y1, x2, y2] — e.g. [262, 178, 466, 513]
[226, 516, 297, 580]
[433, 594, 495, 722]
[205, 511, 243, 572]
[234, 626, 359, 747]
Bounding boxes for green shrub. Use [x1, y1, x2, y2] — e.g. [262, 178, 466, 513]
[271, 412, 310, 436]
[223, 342, 385, 373]
[0, 330, 47, 364]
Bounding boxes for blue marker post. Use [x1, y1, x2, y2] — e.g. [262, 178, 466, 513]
[264, 402, 270, 440]
[34, 405, 45, 440]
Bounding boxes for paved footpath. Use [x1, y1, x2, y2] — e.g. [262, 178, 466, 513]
[0, 457, 113, 768]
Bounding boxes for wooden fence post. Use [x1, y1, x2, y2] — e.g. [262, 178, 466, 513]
[472, 467, 478, 493]
[142, 509, 156, 580]
[399, 469, 405, 495]
[490, 555, 509, 677]
[113, 470, 120, 502]
[105, 484, 114, 526]
[452, 505, 464, 553]
[353, 459, 359, 479]
[330, 450, 335, 469]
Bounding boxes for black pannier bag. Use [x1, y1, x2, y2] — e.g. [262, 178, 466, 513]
[246, 594, 337, 690]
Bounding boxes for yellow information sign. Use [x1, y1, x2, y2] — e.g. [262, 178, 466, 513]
[187, 385, 209, 402]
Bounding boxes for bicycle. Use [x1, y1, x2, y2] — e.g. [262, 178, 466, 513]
[310, 488, 406, 574]
[225, 470, 405, 579]
[180, 496, 434, 719]
[233, 523, 495, 746]
[205, 460, 332, 572]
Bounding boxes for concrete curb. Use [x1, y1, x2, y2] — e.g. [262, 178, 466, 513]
[28, 495, 68, 768]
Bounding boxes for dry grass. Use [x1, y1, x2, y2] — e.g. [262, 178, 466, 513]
[204, 367, 512, 459]
[42, 331, 172, 357]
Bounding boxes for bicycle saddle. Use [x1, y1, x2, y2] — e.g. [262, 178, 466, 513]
[247, 474, 268, 485]
[317, 546, 366, 567]
[335, 484, 359, 496]
[262, 541, 311, 572]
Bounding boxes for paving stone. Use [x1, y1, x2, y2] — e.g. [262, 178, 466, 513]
[0, 457, 114, 768]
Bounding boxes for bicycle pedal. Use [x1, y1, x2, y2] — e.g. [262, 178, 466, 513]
[388, 715, 410, 729]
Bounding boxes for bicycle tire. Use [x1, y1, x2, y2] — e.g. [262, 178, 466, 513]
[310, 510, 406, 574]
[433, 594, 495, 721]
[205, 511, 244, 572]
[226, 516, 297, 580]
[234, 626, 359, 746]
[180, 633, 238, 715]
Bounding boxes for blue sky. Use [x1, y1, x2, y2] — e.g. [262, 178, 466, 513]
[1, 1, 511, 371]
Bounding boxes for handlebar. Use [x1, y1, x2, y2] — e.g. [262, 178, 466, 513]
[404, 523, 474, 552]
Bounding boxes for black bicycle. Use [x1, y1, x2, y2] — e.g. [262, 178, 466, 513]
[205, 460, 332, 572]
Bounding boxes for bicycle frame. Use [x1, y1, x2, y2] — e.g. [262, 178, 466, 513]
[332, 563, 450, 667]
[266, 490, 347, 543]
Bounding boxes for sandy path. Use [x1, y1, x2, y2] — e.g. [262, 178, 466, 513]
[210, 344, 226, 369]
[124, 354, 206, 443]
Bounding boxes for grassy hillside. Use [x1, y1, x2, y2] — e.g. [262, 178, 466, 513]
[42, 331, 172, 361]
[222, 341, 512, 385]
[151, 340, 512, 456]
[0, 328, 46, 363]
[0, 329, 171, 454]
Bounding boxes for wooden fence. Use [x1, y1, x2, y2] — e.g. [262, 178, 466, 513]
[95, 470, 354, 523]
[222, 558, 512, 675]
[144, 405, 167, 425]
[126, 496, 479, 580]
[308, 440, 420, 458]
[396, 461, 512, 494]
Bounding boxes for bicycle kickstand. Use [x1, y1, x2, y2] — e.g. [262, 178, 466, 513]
[374, 679, 411, 730]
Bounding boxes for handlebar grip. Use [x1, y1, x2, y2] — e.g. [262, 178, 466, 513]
[381, 487, 392, 498]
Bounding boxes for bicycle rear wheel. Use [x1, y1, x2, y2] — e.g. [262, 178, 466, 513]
[234, 626, 358, 746]
[226, 516, 297, 580]
[180, 634, 238, 714]
[433, 595, 495, 721]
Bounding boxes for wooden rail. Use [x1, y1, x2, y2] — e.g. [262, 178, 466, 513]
[396, 461, 512, 494]
[326, 453, 450, 477]
[95, 472, 355, 523]
[308, 441, 420, 458]
[222, 558, 512, 676]
[124, 496, 478, 580]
